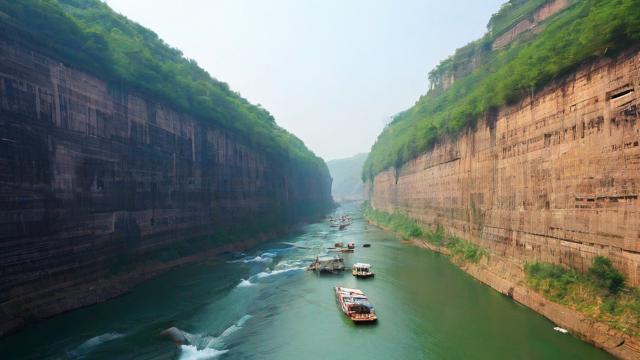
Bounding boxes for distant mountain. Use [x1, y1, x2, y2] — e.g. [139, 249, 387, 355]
[327, 153, 368, 202]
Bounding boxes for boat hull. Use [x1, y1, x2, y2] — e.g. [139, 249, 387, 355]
[353, 272, 375, 279]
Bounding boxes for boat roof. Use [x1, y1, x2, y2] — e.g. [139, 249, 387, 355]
[336, 287, 364, 295]
[353, 263, 371, 267]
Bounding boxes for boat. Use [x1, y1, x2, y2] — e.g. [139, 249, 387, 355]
[307, 256, 345, 273]
[347, 243, 355, 249]
[330, 214, 352, 230]
[334, 287, 377, 323]
[352, 263, 374, 278]
[363, 244, 371, 248]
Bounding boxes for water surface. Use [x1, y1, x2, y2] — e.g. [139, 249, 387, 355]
[0, 203, 612, 359]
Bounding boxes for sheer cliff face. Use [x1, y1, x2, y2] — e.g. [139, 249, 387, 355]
[0, 40, 332, 335]
[368, 51, 640, 284]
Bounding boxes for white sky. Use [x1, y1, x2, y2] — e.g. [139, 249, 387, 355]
[106, 0, 504, 161]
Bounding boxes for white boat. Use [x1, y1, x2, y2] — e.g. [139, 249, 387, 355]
[352, 263, 374, 278]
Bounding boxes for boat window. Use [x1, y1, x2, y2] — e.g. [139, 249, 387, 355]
[350, 304, 372, 314]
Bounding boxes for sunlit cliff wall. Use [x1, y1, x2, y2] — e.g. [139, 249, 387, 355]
[368, 50, 640, 285]
[0, 39, 332, 335]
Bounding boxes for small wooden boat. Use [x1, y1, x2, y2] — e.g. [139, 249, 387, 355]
[347, 243, 355, 249]
[352, 263, 374, 278]
[334, 287, 377, 323]
[363, 244, 371, 248]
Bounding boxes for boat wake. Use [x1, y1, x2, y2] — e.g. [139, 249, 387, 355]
[219, 314, 252, 338]
[235, 261, 305, 288]
[253, 267, 304, 280]
[69, 332, 125, 356]
[228, 255, 273, 264]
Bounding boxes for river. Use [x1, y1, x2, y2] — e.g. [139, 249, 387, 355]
[0, 203, 612, 359]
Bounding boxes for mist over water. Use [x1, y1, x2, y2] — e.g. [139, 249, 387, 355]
[0, 203, 611, 359]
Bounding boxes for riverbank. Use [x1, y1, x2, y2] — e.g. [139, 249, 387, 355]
[364, 211, 640, 359]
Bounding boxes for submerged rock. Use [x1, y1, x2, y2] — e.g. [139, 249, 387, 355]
[160, 327, 189, 345]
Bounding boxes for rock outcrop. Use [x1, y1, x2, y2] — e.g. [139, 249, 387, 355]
[367, 50, 640, 285]
[0, 39, 332, 335]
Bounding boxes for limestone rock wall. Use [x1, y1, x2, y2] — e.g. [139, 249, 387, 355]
[0, 40, 332, 335]
[368, 50, 640, 285]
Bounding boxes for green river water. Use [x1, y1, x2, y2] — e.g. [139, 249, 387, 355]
[1, 203, 612, 360]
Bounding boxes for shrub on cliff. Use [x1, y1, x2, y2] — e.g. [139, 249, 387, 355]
[446, 237, 487, 264]
[524, 262, 579, 300]
[588, 256, 626, 295]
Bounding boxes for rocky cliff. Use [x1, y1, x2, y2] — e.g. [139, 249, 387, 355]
[367, 50, 640, 284]
[0, 39, 333, 335]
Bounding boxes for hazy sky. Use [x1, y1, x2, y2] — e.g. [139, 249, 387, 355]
[106, 0, 504, 161]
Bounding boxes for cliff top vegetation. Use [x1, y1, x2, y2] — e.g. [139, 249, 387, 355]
[363, 0, 640, 181]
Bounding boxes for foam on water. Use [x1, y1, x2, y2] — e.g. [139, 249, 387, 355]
[179, 345, 228, 360]
[228, 255, 273, 264]
[236, 279, 254, 288]
[180, 314, 253, 358]
[275, 259, 305, 269]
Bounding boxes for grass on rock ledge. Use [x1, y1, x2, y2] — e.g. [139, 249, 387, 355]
[362, 202, 485, 264]
[525, 257, 640, 336]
